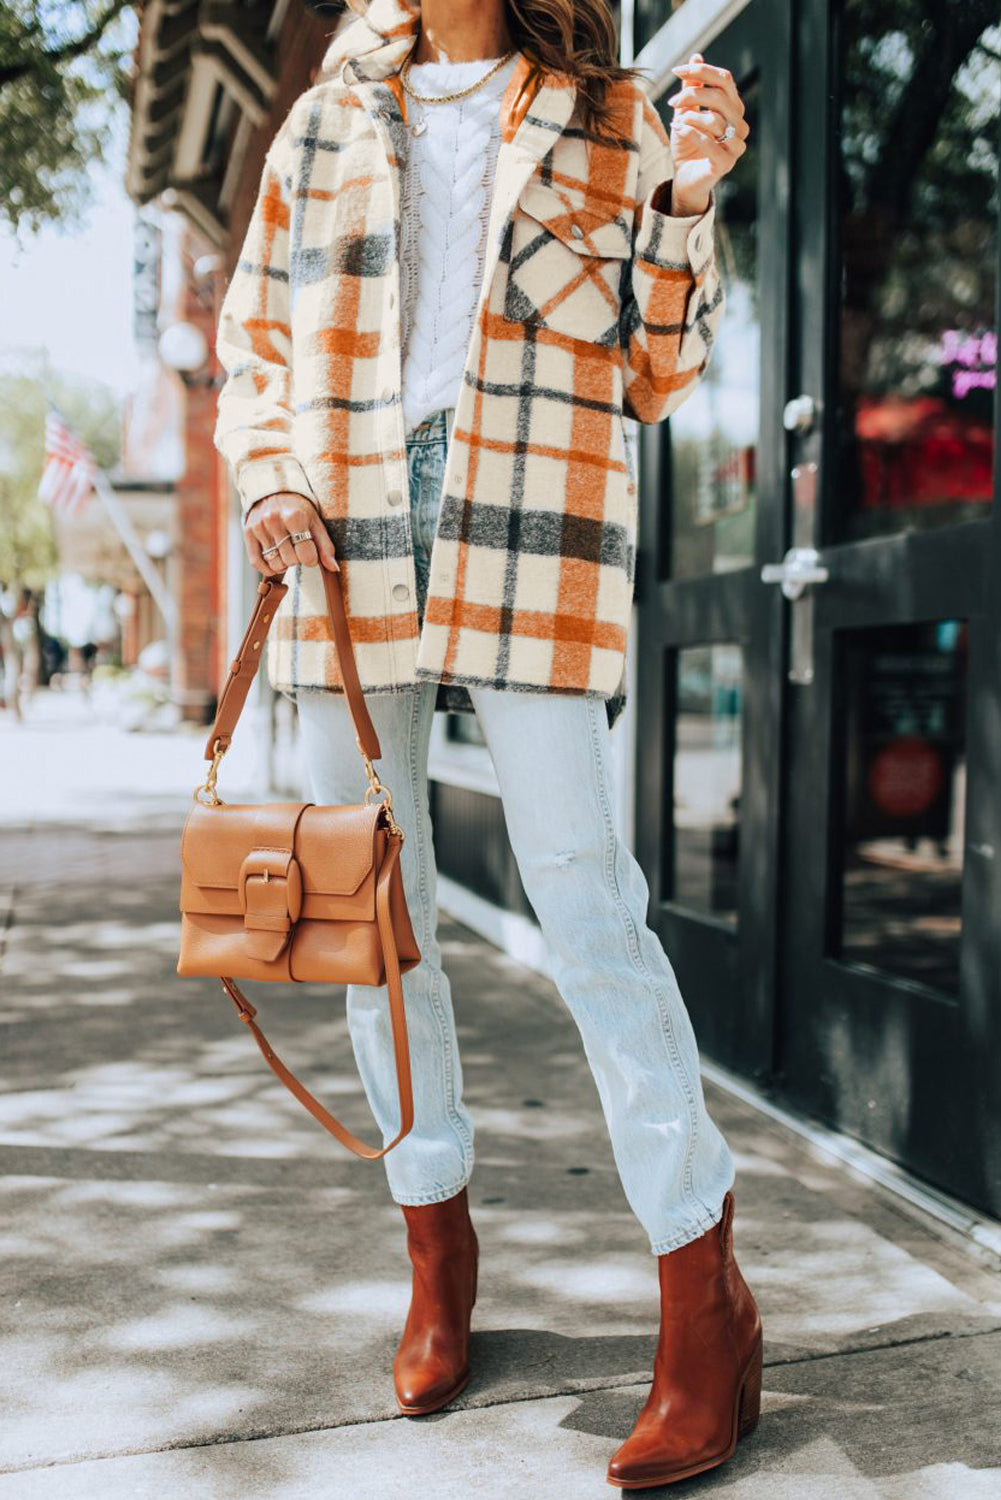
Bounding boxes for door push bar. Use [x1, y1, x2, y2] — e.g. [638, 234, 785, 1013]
[760, 460, 828, 684]
[760, 547, 830, 602]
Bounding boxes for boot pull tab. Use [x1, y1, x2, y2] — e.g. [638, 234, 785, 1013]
[719, 1189, 736, 1259]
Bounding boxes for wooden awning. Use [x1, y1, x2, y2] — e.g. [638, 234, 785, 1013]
[125, 0, 284, 243]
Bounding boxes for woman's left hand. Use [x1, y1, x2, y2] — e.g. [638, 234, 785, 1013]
[667, 53, 749, 216]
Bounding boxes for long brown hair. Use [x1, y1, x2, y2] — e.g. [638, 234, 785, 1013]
[503, 0, 645, 137]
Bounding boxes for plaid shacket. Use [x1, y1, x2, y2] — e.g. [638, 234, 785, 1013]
[213, 0, 725, 727]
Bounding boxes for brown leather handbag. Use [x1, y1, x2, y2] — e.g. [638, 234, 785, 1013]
[177, 563, 420, 1158]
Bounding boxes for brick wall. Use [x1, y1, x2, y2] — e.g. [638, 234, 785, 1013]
[175, 219, 221, 717]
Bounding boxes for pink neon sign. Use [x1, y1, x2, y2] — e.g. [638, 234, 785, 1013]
[937, 329, 996, 399]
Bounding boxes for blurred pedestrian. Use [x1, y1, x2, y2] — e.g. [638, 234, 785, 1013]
[1, 588, 41, 720]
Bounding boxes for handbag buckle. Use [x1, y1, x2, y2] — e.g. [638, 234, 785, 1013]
[239, 848, 303, 960]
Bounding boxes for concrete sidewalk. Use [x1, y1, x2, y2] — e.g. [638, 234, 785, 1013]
[1, 690, 1000, 1498]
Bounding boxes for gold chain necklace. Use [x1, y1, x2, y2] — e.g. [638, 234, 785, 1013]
[399, 45, 517, 137]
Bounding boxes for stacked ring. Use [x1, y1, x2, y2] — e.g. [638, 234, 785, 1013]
[262, 528, 315, 558]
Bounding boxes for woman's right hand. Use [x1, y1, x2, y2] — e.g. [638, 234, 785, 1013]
[243, 492, 339, 575]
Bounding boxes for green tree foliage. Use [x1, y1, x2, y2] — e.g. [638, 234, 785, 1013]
[0, 361, 120, 589]
[0, 1, 136, 236]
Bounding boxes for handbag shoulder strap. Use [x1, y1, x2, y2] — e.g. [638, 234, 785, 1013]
[219, 836, 414, 1159]
[204, 565, 381, 766]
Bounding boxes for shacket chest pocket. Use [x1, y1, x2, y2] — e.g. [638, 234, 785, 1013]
[503, 178, 632, 347]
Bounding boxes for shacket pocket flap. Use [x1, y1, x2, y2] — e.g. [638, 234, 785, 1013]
[515, 180, 632, 259]
[505, 179, 631, 344]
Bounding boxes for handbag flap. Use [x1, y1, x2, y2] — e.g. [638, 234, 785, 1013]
[181, 800, 383, 897]
[295, 804, 383, 895]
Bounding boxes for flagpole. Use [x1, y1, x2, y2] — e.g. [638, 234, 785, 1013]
[91, 468, 176, 637]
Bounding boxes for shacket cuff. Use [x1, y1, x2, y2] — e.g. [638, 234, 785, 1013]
[634, 185, 717, 278]
[236, 455, 321, 521]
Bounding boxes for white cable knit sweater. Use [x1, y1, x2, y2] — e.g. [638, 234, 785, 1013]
[399, 52, 521, 436]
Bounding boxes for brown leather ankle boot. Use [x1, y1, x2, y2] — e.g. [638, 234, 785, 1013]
[606, 1190, 762, 1488]
[393, 1185, 479, 1416]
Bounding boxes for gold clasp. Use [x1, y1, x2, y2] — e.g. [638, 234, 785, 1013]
[193, 741, 227, 806]
[357, 735, 404, 839]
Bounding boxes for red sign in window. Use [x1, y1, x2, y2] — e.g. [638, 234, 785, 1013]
[867, 736, 945, 820]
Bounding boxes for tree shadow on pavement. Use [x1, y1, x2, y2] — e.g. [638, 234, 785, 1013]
[2, 860, 998, 1488]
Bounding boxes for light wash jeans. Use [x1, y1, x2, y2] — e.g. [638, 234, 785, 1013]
[295, 405, 736, 1254]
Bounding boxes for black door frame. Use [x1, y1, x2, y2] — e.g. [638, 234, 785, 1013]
[634, 0, 792, 1084]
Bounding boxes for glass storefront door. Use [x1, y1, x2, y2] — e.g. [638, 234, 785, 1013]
[775, 0, 1000, 1214]
[634, 0, 1001, 1214]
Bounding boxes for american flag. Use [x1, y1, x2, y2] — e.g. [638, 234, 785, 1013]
[37, 404, 98, 516]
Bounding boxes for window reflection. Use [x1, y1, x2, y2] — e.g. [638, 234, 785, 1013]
[671, 644, 742, 923]
[836, 619, 967, 995]
[835, 6, 999, 539]
[664, 79, 759, 580]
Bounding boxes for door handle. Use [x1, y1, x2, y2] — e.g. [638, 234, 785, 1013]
[764, 464, 826, 685]
[782, 394, 821, 434]
[760, 547, 830, 601]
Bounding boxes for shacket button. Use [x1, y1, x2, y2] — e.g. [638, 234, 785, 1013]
[694, 233, 703, 252]
[387, 488, 403, 506]
[392, 583, 409, 601]
[570, 223, 584, 239]
[381, 385, 393, 402]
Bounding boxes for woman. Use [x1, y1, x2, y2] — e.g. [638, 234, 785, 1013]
[214, 0, 757, 1485]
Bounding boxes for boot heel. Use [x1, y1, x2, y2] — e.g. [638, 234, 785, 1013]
[737, 1339, 762, 1439]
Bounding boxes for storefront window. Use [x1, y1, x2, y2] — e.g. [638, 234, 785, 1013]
[834, 619, 968, 995]
[834, 6, 999, 541]
[664, 78, 759, 580]
[671, 643, 743, 923]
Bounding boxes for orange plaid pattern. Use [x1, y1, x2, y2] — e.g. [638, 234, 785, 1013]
[213, 0, 725, 727]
